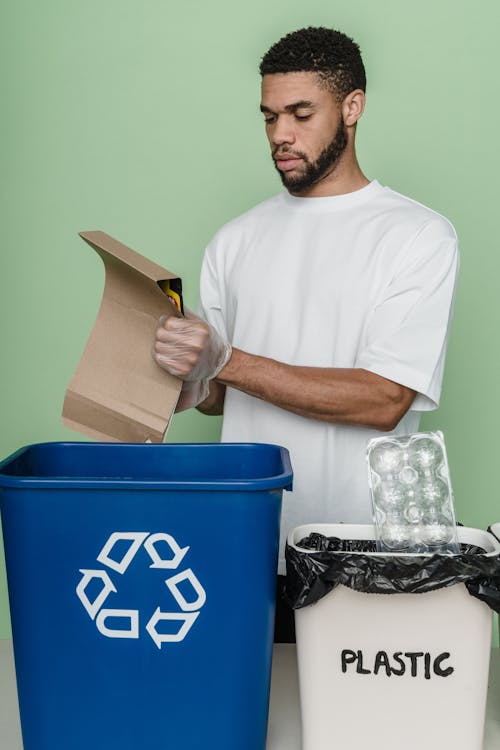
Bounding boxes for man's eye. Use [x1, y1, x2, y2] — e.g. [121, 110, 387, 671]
[264, 116, 276, 124]
[295, 114, 312, 121]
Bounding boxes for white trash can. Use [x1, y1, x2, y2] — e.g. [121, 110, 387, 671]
[287, 523, 500, 750]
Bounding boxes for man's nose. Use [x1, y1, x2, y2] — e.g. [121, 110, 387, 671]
[271, 117, 296, 147]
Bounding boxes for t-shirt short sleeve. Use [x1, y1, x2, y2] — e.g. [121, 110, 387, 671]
[355, 218, 459, 411]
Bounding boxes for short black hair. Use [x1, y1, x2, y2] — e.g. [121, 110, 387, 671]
[259, 27, 366, 102]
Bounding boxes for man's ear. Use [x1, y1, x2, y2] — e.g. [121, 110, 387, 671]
[342, 89, 366, 127]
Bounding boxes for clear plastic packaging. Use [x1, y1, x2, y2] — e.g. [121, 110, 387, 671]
[367, 431, 460, 554]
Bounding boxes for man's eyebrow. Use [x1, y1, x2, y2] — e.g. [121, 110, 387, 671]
[260, 100, 316, 114]
[285, 100, 315, 112]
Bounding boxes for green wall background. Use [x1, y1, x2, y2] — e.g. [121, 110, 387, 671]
[1, 0, 499, 638]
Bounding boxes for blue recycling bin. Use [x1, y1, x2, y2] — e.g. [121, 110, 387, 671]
[0, 442, 292, 750]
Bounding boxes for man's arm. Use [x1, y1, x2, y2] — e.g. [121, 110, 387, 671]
[214, 348, 415, 431]
[154, 316, 415, 428]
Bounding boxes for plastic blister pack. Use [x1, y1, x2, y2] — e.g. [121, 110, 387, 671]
[367, 431, 460, 554]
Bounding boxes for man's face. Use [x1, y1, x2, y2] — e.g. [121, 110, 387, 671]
[260, 72, 348, 195]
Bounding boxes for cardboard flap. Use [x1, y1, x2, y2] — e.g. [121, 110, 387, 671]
[79, 231, 179, 284]
[62, 231, 183, 443]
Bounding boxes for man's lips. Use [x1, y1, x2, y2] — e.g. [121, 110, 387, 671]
[274, 154, 303, 172]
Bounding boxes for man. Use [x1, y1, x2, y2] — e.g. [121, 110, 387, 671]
[153, 27, 459, 640]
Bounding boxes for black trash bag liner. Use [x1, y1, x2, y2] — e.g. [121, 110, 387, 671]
[285, 533, 500, 614]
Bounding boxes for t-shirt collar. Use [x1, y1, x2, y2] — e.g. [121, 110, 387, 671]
[281, 179, 383, 211]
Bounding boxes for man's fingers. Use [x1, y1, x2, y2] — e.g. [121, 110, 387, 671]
[155, 327, 206, 349]
[154, 339, 202, 358]
[155, 326, 180, 344]
[158, 315, 201, 333]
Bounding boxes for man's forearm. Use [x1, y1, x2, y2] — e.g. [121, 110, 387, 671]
[216, 348, 415, 431]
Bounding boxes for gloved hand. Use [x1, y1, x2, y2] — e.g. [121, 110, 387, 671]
[174, 380, 211, 412]
[153, 309, 232, 382]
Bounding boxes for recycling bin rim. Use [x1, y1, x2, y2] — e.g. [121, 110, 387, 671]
[288, 523, 500, 558]
[490, 523, 500, 543]
[0, 441, 293, 492]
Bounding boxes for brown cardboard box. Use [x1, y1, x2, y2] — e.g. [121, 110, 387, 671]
[62, 231, 182, 443]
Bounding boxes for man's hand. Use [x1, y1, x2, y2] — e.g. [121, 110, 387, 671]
[174, 380, 211, 413]
[153, 310, 232, 382]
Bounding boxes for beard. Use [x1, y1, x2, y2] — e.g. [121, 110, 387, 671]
[273, 118, 348, 194]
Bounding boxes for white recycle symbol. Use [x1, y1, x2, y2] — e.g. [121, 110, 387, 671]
[76, 532, 206, 649]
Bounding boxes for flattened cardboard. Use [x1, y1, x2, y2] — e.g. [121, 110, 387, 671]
[62, 231, 182, 443]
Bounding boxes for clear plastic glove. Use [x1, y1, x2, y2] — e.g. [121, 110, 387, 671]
[153, 309, 232, 382]
[174, 380, 210, 413]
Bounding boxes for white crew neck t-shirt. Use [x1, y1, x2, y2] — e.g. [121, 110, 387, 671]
[199, 180, 459, 572]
